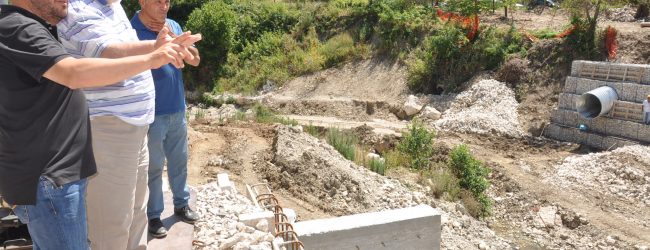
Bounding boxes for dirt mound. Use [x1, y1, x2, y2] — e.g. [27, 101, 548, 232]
[273, 58, 408, 102]
[435, 79, 525, 138]
[257, 125, 516, 249]
[262, 125, 427, 216]
[544, 145, 650, 206]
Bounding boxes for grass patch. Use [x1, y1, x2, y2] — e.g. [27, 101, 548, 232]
[304, 123, 320, 137]
[327, 128, 358, 161]
[369, 158, 387, 175]
[252, 104, 298, 126]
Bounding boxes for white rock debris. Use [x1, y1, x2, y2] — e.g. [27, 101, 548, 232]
[435, 79, 525, 138]
[193, 182, 274, 250]
[543, 145, 650, 206]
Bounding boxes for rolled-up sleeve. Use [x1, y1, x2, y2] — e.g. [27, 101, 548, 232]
[57, 2, 137, 58]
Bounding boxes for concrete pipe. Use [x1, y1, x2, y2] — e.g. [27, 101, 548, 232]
[576, 86, 618, 118]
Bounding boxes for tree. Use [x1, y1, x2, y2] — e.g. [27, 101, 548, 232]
[562, 0, 623, 52]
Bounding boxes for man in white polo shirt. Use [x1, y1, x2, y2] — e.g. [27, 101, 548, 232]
[57, 0, 200, 249]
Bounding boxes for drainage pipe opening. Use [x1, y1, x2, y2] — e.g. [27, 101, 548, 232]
[576, 86, 618, 118]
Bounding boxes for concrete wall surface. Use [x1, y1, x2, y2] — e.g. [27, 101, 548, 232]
[293, 205, 441, 250]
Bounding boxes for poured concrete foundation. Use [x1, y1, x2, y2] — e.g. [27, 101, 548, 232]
[293, 205, 441, 250]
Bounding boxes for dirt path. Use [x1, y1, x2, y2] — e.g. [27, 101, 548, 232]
[284, 114, 407, 136]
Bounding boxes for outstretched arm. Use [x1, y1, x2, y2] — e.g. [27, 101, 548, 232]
[43, 43, 185, 89]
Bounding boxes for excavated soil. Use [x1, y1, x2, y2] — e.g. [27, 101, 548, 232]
[187, 12, 650, 248]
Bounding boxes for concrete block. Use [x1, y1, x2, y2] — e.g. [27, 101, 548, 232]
[544, 124, 562, 140]
[571, 61, 584, 77]
[550, 109, 563, 124]
[558, 93, 577, 110]
[590, 117, 607, 134]
[564, 110, 579, 127]
[561, 126, 576, 141]
[602, 136, 621, 150]
[587, 133, 604, 148]
[636, 84, 650, 103]
[577, 78, 600, 95]
[239, 211, 275, 233]
[638, 125, 650, 143]
[564, 77, 578, 94]
[605, 119, 623, 138]
[217, 173, 237, 194]
[605, 81, 624, 98]
[294, 205, 441, 250]
[623, 121, 639, 137]
[642, 68, 650, 84]
[574, 129, 589, 144]
[619, 82, 639, 102]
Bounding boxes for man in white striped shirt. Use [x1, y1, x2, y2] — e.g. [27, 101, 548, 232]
[57, 0, 200, 249]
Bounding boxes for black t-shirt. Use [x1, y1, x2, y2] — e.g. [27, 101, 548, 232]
[0, 5, 97, 205]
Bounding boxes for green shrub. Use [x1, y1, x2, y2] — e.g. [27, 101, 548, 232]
[319, 33, 361, 67]
[408, 24, 524, 93]
[230, 1, 300, 53]
[185, 1, 237, 88]
[530, 28, 559, 39]
[327, 128, 357, 161]
[218, 29, 325, 93]
[398, 119, 435, 170]
[448, 144, 492, 217]
[372, 2, 434, 53]
[369, 158, 386, 175]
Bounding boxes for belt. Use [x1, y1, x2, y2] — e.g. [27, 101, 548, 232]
[0, 196, 16, 209]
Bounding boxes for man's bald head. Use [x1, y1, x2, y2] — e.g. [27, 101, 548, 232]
[11, 0, 68, 24]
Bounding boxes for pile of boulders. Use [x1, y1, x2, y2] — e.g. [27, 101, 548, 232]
[401, 95, 442, 120]
[435, 79, 525, 138]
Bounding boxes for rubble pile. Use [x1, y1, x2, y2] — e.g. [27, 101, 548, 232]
[543, 145, 650, 206]
[435, 79, 525, 138]
[259, 125, 514, 249]
[604, 5, 637, 22]
[194, 182, 275, 250]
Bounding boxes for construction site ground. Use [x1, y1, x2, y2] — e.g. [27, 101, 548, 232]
[184, 9, 650, 250]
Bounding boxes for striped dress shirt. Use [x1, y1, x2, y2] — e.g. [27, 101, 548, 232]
[57, 0, 155, 126]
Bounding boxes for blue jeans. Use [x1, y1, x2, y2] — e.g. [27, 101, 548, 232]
[147, 111, 190, 219]
[13, 177, 89, 250]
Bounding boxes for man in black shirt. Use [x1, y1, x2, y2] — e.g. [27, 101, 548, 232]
[0, 0, 189, 248]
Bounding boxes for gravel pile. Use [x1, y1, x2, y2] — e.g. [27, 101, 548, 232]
[543, 145, 650, 206]
[194, 182, 275, 250]
[604, 5, 637, 22]
[435, 79, 525, 138]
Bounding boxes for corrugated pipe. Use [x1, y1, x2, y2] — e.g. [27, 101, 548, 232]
[576, 86, 618, 118]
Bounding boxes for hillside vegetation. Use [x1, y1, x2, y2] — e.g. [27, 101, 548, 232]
[123, 0, 615, 95]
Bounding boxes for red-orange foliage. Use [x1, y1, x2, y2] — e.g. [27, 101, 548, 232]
[605, 26, 618, 60]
